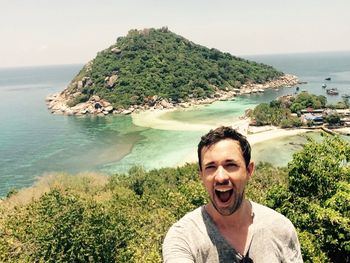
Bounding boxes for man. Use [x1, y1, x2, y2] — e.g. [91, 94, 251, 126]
[163, 126, 303, 262]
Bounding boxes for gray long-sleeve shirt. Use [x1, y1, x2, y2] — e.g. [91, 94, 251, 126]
[163, 201, 303, 263]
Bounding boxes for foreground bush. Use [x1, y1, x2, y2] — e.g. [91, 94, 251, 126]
[0, 160, 285, 262]
[267, 135, 350, 263]
[1, 136, 349, 262]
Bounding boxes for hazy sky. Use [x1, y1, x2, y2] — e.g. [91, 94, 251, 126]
[1, 0, 350, 67]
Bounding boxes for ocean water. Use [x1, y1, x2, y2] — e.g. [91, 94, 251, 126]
[1, 51, 350, 196]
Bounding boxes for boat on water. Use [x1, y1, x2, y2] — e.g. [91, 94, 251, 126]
[325, 77, 331, 81]
[322, 83, 327, 88]
[342, 94, 350, 99]
[326, 88, 339, 95]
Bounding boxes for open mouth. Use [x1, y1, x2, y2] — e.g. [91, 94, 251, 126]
[215, 189, 233, 203]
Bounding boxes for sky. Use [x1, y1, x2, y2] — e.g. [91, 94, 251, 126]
[1, 0, 350, 68]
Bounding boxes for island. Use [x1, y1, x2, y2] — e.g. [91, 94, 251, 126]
[46, 27, 299, 116]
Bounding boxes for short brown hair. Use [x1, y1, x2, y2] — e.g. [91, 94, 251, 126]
[197, 126, 251, 170]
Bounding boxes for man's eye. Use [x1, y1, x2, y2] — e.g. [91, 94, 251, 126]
[205, 165, 215, 170]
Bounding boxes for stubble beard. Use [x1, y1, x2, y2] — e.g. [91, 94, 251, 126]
[212, 189, 244, 216]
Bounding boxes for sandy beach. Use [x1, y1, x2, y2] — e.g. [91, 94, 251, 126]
[132, 108, 311, 141]
[132, 108, 312, 166]
[132, 108, 225, 131]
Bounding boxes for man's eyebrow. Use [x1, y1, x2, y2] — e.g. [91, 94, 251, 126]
[204, 161, 215, 167]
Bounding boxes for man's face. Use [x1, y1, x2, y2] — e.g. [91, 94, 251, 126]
[200, 139, 254, 216]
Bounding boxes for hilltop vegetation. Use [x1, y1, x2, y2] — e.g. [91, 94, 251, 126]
[63, 27, 283, 109]
[0, 136, 349, 262]
[249, 91, 350, 128]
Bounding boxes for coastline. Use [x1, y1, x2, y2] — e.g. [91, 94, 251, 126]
[176, 125, 313, 166]
[131, 104, 313, 165]
[46, 74, 299, 116]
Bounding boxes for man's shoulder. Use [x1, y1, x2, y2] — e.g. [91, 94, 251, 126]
[251, 201, 297, 238]
[252, 201, 291, 222]
[163, 206, 211, 262]
[168, 206, 205, 232]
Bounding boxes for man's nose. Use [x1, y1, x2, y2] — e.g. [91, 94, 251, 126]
[215, 166, 229, 183]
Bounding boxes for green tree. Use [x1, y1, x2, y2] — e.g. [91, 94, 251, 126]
[252, 103, 272, 126]
[325, 113, 341, 125]
[267, 136, 350, 262]
[290, 92, 327, 112]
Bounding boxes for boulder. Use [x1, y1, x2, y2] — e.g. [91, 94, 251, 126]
[104, 105, 114, 112]
[111, 47, 121, 54]
[160, 99, 172, 108]
[107, 75, 118, 88]
[77, 81, 83, 89]
[85, 79, 93, 86]
[101, 100, 111, 107]
[121, 110, 132, 115]
[72, 92, 82, 98]
[90, 95, 100, 102]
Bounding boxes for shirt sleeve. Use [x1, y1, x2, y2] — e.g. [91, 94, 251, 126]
[162, 225, 195, 263]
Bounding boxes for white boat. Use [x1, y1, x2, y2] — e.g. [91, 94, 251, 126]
[326, 88, 339, 95]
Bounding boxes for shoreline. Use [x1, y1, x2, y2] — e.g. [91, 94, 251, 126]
[176, 126, 313, 166]
[46, 74, 299, 116]
[131, 102, 314, 165]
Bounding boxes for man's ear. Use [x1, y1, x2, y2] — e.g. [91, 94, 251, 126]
[246, 161, 255, 179]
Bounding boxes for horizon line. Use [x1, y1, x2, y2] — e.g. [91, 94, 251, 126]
[1, 50, 350, 70]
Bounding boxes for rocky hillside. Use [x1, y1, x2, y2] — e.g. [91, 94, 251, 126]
[46, 27, 298, 116]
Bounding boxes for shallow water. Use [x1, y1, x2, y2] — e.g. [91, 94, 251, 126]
[1, 51, 350, 196]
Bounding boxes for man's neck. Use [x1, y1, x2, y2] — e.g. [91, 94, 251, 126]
[205, 199, 253, 230]
[205, 199, 254, 255]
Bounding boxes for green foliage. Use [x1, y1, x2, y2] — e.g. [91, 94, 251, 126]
[290, 92, 327, 113]
[66, 94, 90, 107]
[245, 162, 288, 204]
[5, 188, 18, 198]
[251, 101, 297, 127]
[267, 136, 350, 262]
[252, 92, 329, 127]
[67, 28, 283, 108]
[280, 116, 302, 128]
[0, 161, 288, 262]
[335, 101, 348, 109]
[325, 113, 341, 125]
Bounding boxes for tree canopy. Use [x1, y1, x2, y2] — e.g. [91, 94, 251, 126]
[267, 135, 350, 262]
[66, 27, 283, 108]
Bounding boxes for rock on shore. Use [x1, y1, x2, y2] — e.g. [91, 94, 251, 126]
[46, 74, 299, 116]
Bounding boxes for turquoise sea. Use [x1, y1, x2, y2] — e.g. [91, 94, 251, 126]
[1, 51, 350, 196]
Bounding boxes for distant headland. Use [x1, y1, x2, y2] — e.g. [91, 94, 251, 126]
[46, 27, 299, 116]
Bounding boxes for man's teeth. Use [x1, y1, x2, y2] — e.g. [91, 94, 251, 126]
[216, 189, 232, 192]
